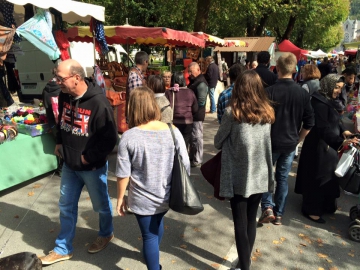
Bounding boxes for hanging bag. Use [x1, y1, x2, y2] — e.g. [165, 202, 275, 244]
[335, 147, 357, 177]
[338, 149, 360, 194]
[167, 123, 204, 215]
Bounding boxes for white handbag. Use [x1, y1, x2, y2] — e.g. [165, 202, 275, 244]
[335, 147, 357, 177]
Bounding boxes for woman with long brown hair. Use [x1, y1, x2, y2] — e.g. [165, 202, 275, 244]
[116, 87, 190, 270]
[214, 70, 275, 270]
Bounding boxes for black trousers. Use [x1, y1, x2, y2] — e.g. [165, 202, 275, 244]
[174, 123, 193, 148]
[230, 193, 262, 270]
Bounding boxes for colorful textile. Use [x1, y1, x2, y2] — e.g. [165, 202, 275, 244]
[0, 0, 21, 42]
[16, 8, 60, 60]
[90, 18, 109, 55]
[93, 65, 106, 94]
[128, 66, 145, 93]
[54, 30, 70, 60]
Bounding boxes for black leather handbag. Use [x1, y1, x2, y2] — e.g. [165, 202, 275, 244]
[167, 124, 204, 215]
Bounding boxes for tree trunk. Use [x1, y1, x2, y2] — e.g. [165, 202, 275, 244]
[281, 15, 297, 42]
[295, 28, 305, 48]
[246, 17, 256, 37]
[255, 14, 270, 36]
[193, 0, 212, 32]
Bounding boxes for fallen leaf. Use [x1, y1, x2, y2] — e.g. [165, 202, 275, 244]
[28, 191, 35, 196]
[14, 215, 19, 218]
[49, 229, 55, 233]
[318, 268, 325, 270]
[210, 263, 220, 268]
[348, 253, 354, 257]
[317, 253, 328, 258]
[255, 249, 260, 253]
[193, 228, 201, 232]
[342, 242, 346, 246]
[190, 268, 196, 270]
[317, 238, 323, 244]
[329, 267, 338, 270]
[273, 240, 280, 244]
[180, 244, 187, 249]
[171, 260, 176, 263]
[223, 256, 228, 260]
[266, 226, 271, 229]
[299, 249, 303, 254]
[138, 237, 142, 240]
[33, 184, 42, 188]
[280, 237, 286, 242]
[318, 244, 324, 247]
[180, 234, 185, 238]
[164, 226, 169, 229]
[251, 256, 257, 261]
[86, 197, 90, 200]
[304, 225, 311, 229]
[207, 195, 213, 199]
[326, 258, 333, 263]
[84, 216, 89, 220]
[299, 234, 312, 244]
[300, 243, 307, 247]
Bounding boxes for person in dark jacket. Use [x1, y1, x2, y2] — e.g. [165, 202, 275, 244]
[188, 62, 209, 167]
[258, 52, 315, 226]
[205, 56, 219, 113]
[317, 57, 332, 79]
[295, 74, 358, 223]
[39, 59, 118, 265]
[254, 51, 278, 88]
[165, 72, 198, 146]
[339, 67, 357, 107]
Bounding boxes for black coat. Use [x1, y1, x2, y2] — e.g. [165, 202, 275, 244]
[254, 64, 277, 88]
[295, 91, 344, 197]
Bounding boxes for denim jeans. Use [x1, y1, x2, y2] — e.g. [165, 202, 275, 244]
[209, 87, 216, 113]
[261, 151, 295, 216]
[54, 162, 113, 255]
[135, 211, 167, 270]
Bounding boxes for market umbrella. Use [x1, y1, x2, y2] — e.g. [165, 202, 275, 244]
[278, 39, 308, 60]
[190, 32, 226, 47]
[65, 26, 205, 48]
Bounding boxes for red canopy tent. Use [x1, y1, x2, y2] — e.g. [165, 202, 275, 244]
[278, 39, 308, 60]
[65, 26, 205, 48]
[345, 49, 357, 56]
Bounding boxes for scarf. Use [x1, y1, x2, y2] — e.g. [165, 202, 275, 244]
[319, 74, 345, 112]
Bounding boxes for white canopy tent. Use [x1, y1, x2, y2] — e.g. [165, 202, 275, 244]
[6, 0, 105, 24]
[304, 49, 328, 59]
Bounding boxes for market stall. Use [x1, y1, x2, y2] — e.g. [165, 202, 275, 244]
[277, 39, 308, 60]
[0, 0, 105, 191]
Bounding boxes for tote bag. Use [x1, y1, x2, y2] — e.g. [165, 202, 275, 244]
[335, 147, 357, 177]
[167, 124, 204, 215]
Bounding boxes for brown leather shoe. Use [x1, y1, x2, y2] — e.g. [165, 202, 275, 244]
[39, 250, 73, 265]
[88, 234, 114, 254]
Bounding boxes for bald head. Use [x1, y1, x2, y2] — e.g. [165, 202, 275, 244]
[56, 59, 87, 97]
[57, 59, 86, 80]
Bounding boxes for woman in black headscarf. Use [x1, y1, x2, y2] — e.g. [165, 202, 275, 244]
[295, 74, 359, 223]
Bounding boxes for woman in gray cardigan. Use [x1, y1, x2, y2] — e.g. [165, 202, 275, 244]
[214, 70, 275, 270]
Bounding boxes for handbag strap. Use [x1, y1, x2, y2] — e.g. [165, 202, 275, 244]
[167, 123, 177, 152]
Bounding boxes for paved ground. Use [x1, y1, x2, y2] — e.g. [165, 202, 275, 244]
[1, 112, 360, 270]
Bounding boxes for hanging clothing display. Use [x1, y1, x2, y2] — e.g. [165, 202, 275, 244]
[0, 0, 21, 42]
[0, 67, 14, 107]
[54, 30, 70, 61]
[16, 8, 60, 60]
[0, 25, 15, 64]
[93, 65, 106, 94]
[90, 17, 109, 55]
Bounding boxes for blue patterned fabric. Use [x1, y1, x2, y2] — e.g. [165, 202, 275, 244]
[0, 0, 21, 42]
[16, 8, 60, 60]
[93, 18, 109, 54]
[217, 83, 234, 123]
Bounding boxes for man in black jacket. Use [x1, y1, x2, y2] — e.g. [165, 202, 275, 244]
[188, 62, 209, 167]
[40, 59, 118, 265]
[254, 51, 277, 87]
[205, 56, 219, 113]
[258, 52, 315, 226]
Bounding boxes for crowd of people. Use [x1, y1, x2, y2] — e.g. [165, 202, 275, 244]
[37, 49, 360, 270]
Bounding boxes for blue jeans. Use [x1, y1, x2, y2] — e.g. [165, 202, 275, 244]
[54, 162, 113, 255]
[261, 151, 295, 216]
[209, 87, 216, 113]
[135, 211, 167, 270]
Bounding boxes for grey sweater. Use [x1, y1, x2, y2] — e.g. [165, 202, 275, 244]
[155, 94, 173, 123]
[214, 108, 274, 198]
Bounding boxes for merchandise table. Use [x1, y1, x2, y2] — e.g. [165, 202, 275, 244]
[0, 133, 57, 191]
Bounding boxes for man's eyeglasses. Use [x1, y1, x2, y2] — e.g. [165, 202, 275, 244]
[55, 74, 75, 83]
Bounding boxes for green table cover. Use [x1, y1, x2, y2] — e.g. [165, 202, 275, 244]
[0, 133, 57, 191]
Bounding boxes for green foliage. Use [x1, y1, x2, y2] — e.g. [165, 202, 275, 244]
[350, 0, 360, 19]
[76, 0, 350, 51]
